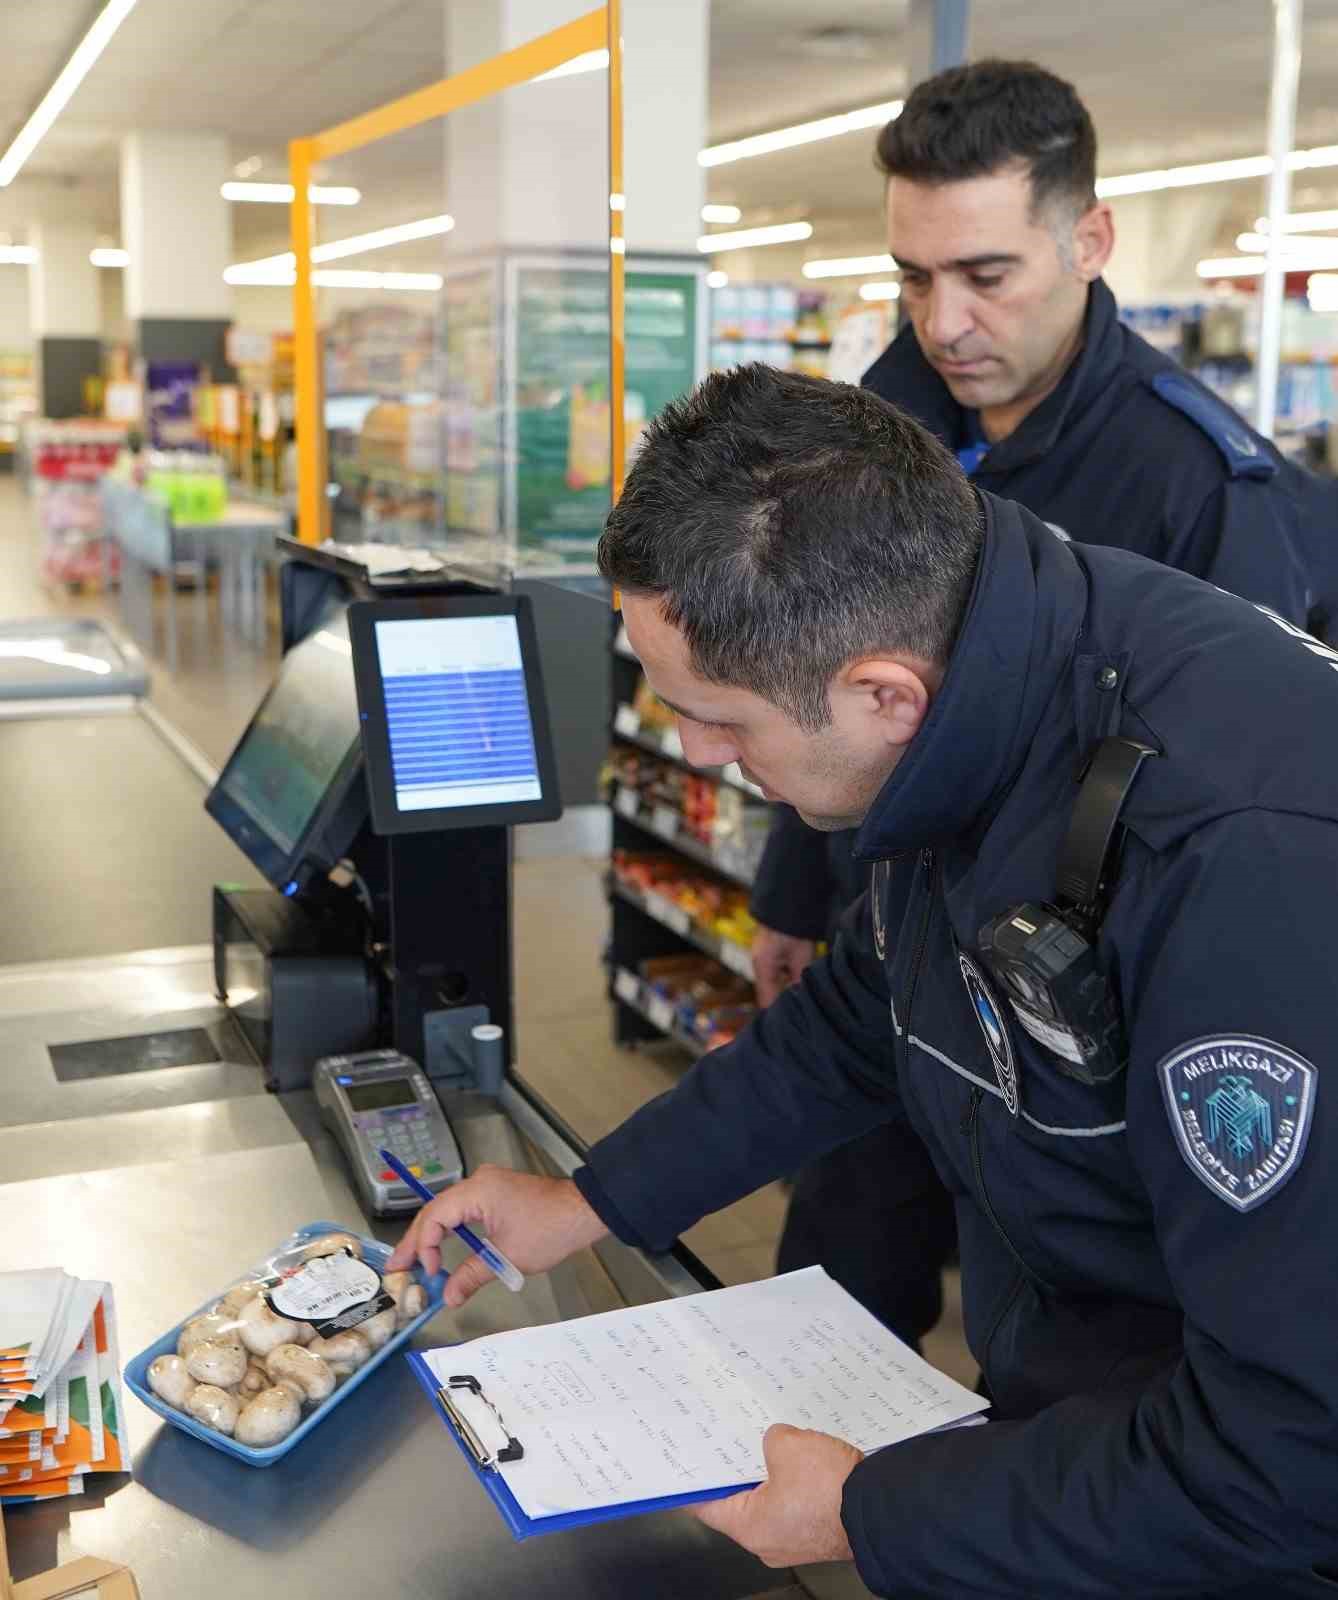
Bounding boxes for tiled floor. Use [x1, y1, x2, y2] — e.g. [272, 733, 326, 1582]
[0, 474, 976, 1389]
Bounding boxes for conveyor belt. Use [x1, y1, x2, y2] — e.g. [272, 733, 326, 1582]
[0, 708, 258, 963]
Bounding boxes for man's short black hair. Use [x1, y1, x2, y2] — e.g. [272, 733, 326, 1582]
[597, 365, 982, 731]
[876, 59, 1097, 220]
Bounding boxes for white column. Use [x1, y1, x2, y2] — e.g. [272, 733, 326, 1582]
[28, 223, 100, 339]
[120, 132, 232, 322]
[445, 0, 706, 252]
[28, 222, 101, 417]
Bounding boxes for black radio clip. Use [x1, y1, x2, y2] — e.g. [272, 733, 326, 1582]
[977, 737, 1156, 1085]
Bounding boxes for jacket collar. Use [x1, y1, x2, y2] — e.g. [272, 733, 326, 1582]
[861, 279, 1124, 473]
[852, 493, 1087, 861]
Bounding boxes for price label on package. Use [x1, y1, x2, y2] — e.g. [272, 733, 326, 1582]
[265, 1253, 392, 1337]
[648, 995, 676, 1034]
[721, 941, 754, 979]
[647, 894, 691, 937]
[614, 968, 641, 1005]
[651, 805, 679, 840]
[614, 704, 642, 739]
[616, 787, 640, 820]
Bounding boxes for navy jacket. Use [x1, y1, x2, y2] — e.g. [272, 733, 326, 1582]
[577, 496, 1338, 1598]
[752, 278, 1338, 941]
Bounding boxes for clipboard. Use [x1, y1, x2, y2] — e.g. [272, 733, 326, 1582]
[405, 1353, 750, 1541]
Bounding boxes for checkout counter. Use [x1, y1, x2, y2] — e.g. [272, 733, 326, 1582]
[0, 550, 842, 1600]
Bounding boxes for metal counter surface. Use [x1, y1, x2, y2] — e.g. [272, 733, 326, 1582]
[0, 1103, 778, 1599]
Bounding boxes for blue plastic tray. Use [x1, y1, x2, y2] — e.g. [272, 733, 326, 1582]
[124, 1221, 445, 1467]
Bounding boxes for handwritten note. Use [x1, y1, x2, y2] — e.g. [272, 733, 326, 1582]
[424, 1266, 986, 1519]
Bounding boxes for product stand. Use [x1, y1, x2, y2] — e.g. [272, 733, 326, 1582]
[605, 619, 763, 1052]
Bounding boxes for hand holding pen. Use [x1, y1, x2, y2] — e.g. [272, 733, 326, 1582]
[384, 1157, 607, 1308]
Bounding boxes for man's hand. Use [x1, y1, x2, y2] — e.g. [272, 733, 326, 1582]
[690, 1423, 863, 1568]
[751, 926, 819, 1008]
[386, 1165, 607, 1307]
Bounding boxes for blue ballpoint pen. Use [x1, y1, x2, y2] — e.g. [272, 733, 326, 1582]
[379, 1148, 526, 1292]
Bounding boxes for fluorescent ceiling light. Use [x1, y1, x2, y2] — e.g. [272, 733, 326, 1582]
[1196, 245, 1338, 277]
[1098, 142, 1338, 199]
[701, 99, 903, 169]
[609, 192, 625, 212]
[701, 204, 742, 225]
[697, 221, 812, 254]
[312, 213, 453, 262]
[860, 281, 901, 301]
[1255, 209, 1338, 233]
[0, 246, 38, 265]
[226, 262, 442, 291]
[1233, 231, 1338, 258]
[803, 253, 897, 280]
[533, 48, 608, 82]
[90, 247, 128, 268]
[0, 0, 140, 187]
[707, 270, 729, 288]
[222, 181, 361, 205]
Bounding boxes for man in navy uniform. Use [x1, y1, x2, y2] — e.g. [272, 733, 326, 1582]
[751, 60, 1337, 1345]
[392, 367, 1338, 1597]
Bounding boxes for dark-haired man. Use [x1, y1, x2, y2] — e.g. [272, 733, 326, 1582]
[751, 60, 1337, 1345]
[392, 366, 1338, 1597]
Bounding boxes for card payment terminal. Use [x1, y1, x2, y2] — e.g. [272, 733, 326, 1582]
[314, 1049, 464, 1215]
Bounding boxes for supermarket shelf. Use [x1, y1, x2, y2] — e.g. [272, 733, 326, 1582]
[612, 704, 764, 797]
[610, 879, 755, 983]
[611, 786, 758, 888]
[610, 966, 706, 1058]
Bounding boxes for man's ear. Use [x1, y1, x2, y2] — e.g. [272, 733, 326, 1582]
[1072, 202, 1114, 282]
[839, 658, 934, 749]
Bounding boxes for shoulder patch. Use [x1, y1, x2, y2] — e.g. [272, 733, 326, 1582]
[1149, 372, 1277, 481]
[1158, 1035, 1316, 1211]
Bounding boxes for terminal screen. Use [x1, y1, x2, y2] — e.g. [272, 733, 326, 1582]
[219, 605, 359, 854]
[345, 1077, 415, 1113]
[373, 614, 542, 812]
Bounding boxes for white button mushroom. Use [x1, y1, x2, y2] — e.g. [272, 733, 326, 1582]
[358, 1308, 397, 1351]
[239, 1361, 268, 1397]
[264, 1343, 336, 1405]
[236, 1296, 301, 1356]
[235, 1385, 301, 1447]
[395, 1284, 427, 1328]
[218, 1278, 267, 1319]
[147, 1354, 197, 1411]
[290, 1321, 319, 1346]
[184, 1339, 249, 1389]
[381, 1270, 412, 1302]
[177, 1311, 239, 1357]
[185, 1384, 241, 1436]
[296, 1231, 364, 1263]
[308, 1329, 371, 1379]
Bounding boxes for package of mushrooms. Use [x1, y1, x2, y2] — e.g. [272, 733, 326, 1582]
[124, 1221, 444, 1465]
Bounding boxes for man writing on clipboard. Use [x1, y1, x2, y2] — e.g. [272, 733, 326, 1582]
[392, 365, 1338, 1598]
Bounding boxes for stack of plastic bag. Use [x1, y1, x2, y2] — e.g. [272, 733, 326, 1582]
[0, 1272, 128, 1503]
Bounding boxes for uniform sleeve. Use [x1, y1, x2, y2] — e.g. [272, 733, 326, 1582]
[749, 804, 837, 940]
[840, 810, 1338, 1598]
[574, 893, 906, 1251]
[1165, 478, 1312, 625]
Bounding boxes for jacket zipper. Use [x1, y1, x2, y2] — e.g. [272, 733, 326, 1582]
[900, 848, 937, 1031]
[963, 1087, 1053, 1291]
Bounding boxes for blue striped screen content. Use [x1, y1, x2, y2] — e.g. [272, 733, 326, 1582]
[373, 615, 543, 812]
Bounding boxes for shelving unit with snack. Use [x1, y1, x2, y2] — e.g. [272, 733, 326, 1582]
[604, 621, 767, 1053]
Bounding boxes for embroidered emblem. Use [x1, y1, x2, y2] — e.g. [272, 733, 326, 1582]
[959, 952, 1019, 1116]
[1158, 1035, 1317, 1212]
